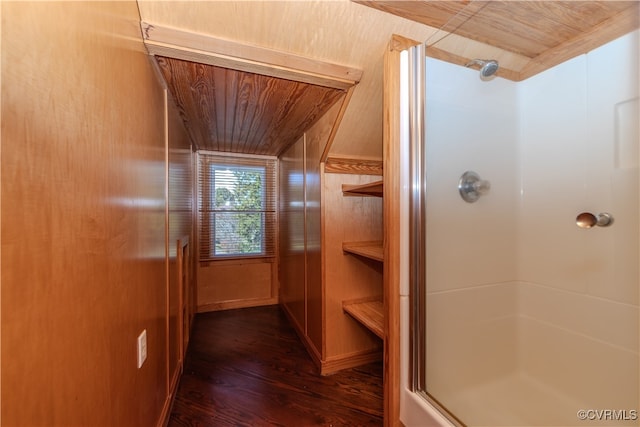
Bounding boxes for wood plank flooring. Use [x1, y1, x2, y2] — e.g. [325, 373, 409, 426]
[168, 305, 383, 427]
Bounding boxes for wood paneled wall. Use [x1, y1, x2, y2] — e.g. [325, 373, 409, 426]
[278, 99, 383, 374]
[304, 120, 324, 355]
[197, 258, 278, 312]
[278, 109, 336, 366]
[167, 95, 194, 403]
[279, 136, 308, 338]
[1, 2, 193, 426]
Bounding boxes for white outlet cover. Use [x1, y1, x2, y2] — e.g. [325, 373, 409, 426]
[137, 329, 147, 369]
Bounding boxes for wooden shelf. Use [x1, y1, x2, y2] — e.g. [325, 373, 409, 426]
[342, 241, 383, 262]
[342, 180, 383, 197]
[343, 297, 384, 339]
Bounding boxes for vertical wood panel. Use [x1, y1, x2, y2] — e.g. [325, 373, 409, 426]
[304, 119, 326, 354]
[197, 259, 277, 312]
[1, 2, 176, 426]
[167, 90, 194, 404]
[278, 137, 307, 333]
[279, 105, 341, 365]
[382, 35, 419, 427]
[383, 42, 401, 427]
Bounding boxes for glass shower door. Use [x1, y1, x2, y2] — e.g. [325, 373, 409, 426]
[418, 30, 639, 427]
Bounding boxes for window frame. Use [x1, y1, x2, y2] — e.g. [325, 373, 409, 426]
[197, 151, 278, 262]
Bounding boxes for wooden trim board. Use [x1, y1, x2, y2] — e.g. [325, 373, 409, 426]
[320, 87, 356, 162]
[321, 349, 382, 375]
[383, 34, 419, 427]
[324, 157, 383, 175]
[141, 22, 362, 90]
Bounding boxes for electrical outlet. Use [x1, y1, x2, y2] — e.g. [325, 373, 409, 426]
[137, 329, 147, 369]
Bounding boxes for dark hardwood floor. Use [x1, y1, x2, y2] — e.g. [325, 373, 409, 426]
[168, 305, 383, 427]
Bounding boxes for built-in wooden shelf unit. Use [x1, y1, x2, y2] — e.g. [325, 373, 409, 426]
[342, 241, 384, 262]
[343, 297, 384, 339]
[341, 180, 384, 339]
[342, 180, 383, 197]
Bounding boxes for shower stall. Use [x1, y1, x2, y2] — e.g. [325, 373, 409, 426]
[398, 29, 639, 427]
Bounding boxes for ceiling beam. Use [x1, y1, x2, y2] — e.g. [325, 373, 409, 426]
[140, 22, 362, 90]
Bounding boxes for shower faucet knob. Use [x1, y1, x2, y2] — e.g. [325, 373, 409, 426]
[576, 212, 613, 228]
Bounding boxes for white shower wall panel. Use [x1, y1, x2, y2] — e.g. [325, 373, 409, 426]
[425, 282, 518, 411]
[585, 30, 639, 306]
[518, 281, 639, 412]
[517, 55, 591, 294]
[425, 58, 519, 292]
[517, 30, 639, 410]
[518, 30, 639, 306]
[424, 56, 521, 418]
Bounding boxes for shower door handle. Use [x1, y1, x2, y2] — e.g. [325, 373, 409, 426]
[458, 171, 491, 203]
[576, 212, 613, 228]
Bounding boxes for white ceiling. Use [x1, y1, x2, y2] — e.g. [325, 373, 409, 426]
[137, 0, 439, 160]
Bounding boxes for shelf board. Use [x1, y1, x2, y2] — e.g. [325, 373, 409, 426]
[342, 241, 383, 262]
[342, 180, 383, 197]
[343, 297, 384, 339]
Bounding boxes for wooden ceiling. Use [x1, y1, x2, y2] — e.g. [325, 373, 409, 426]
[156, 56, 345, 156]
[138, 1, 438, 160]
[355, 1, 640, 81]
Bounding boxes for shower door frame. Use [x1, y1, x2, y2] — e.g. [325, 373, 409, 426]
[383, 34, 459, 427]
[382, 34, 417, 427]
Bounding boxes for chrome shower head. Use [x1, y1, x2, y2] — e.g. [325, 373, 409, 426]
[465, 59, 499, 81]
[480, 60, 499, 79]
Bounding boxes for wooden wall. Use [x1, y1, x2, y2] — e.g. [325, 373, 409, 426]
[278, 125, 327, 362]
[197, 258, 278, 312]
[279, 136, 307, 337]
[304, 120, 324, 355]
[278, 120, 332, 365]
[1, 2, 193, 426]
[167, 95, 195, 400]
[278, 99, 382, 373]
[194, 154, 279, 313]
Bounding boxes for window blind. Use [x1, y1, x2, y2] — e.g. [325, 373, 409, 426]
[197, 153, 277, 261]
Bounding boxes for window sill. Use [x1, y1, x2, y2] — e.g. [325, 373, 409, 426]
[199, 256, 276, 267]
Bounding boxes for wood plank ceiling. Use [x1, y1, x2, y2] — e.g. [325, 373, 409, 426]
[156, 56, 345, 156]
[355, 1, 640, 81]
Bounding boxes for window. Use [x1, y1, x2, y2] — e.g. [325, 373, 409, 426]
[198, 153, 277, 261]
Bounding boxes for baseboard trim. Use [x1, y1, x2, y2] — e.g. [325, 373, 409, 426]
[320, 349, 383, 375]
[280, 303, 323, 371]
[197, 296, 279, 313]
[157, 363, 182, 427]
[279, 304, 382, 376]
